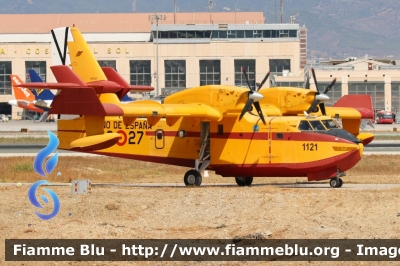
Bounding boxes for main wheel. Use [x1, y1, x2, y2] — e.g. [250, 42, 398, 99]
[329, 178, 343, 188]
[235, 177, 253, 186]
[184, 170, 202, 186]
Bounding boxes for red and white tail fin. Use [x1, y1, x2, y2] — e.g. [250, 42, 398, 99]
[10, 75, 35, 101]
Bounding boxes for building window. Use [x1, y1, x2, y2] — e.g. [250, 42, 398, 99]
[234, 59, 256, 88]
[129, 60, 151, 86]
[165, 60, 186, 88]
[0, 61, 11, 95]
[276, 81, 304, 88]
[98, 60, 116, 69]
[158, 31, 211, 39]
[269, 59, 291, 76]
[199, 60, 221, 85]
[289, 30, 298, 38]
[25, 61, 46, 82]
[348, 82, 384, 111]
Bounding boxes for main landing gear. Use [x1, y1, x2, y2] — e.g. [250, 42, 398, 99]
[329, 168, 346, 188]
[183, 122, 210, 187]
[235, 177, 253, 186]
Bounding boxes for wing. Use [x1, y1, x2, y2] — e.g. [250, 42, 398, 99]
[115, 100, 222, 126]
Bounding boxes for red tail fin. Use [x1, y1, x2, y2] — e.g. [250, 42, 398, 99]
[10, 75, 35, 101]
[101, 67, 154, 99]
[333, 95, 374, 119]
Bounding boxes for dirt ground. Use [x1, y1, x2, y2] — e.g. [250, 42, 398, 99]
[2, 183, 400, 265]
[2, 156, 400, 265]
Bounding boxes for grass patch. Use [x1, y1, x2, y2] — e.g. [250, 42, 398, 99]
[12, 163, 34, 173]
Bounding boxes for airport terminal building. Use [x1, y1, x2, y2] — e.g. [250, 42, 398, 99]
[0, 12, 306, 119]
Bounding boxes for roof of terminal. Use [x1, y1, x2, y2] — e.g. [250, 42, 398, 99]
[0, 12, 265, 34]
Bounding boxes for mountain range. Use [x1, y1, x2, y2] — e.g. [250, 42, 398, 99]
[2, 0, 400, 60]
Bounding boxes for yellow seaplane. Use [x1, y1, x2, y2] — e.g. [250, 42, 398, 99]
[18, 26, 373, 188]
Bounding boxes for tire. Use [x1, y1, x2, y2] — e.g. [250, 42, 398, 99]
[184, 170, 202, 186]
[329, 178, 343, 188]
[235, 177, 253, 186]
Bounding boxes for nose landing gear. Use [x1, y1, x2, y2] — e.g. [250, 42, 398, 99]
[330, 168, 345, 188]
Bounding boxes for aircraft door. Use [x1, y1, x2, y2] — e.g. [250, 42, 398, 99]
[155, 129, 165, 149]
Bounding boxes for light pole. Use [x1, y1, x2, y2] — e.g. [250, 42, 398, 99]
[148, 14, 166, 97]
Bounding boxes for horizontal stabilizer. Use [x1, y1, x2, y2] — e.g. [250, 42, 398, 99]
[16, 100, 30, 106]
[17, 82, 83, 89]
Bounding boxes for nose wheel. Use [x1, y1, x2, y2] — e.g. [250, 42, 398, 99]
[329, 178, 343, 188]
[184, 170, 202, 186]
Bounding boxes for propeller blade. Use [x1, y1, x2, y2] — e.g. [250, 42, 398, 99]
[257, 71, 270, 91]
[239, 98, 254, 121]
[323, 78, 337, 94]
[242, 67, 253, 92]
[311, 68, 320, 94]
[304, 71, 310, 89]
[319, 103, 326, 116]
[306, 99, 320, 114]
[253, 101, 266, 125]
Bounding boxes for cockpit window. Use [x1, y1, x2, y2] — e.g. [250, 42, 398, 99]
[322, 119, 340, 129]
[309, 120, 326, 130]
[298, 120, 313, 131]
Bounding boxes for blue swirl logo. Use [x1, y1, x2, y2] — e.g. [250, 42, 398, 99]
[28, 180, 61, 220]
[29, 130, 60, 220]
[34, 130, 59, 177]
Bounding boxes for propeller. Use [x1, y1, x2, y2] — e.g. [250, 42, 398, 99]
[306, 68, 336, 116]
[304, 70, 310, 89]
[238, 68, 270, 125]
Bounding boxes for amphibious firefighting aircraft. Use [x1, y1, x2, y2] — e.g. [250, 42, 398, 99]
[18, 26, 372, 188]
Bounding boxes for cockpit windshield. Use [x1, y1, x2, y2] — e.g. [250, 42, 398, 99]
[309, 120, 325, 130]
[298, 119, 340, 131]
[298, 120, 313, 130]
[321, 119, 340, 129]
